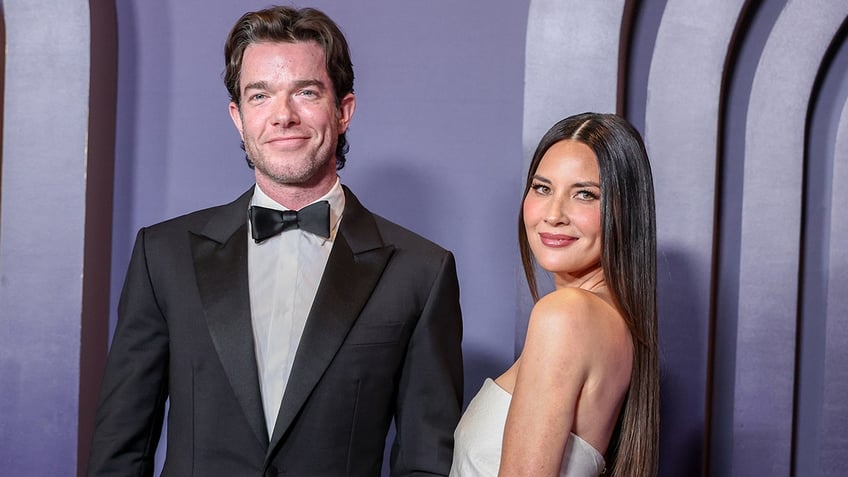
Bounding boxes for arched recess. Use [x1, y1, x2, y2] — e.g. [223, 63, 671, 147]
[644, 2, 747, 474]
[795, 18, 848, 475]
[821, 84, 848, 475]
[734, 1, 848, 474]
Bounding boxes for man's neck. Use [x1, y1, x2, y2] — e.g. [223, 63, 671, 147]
[255, 174, 339, 210]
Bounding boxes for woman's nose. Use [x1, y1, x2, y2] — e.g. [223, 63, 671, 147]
[543, 198, 569, 225]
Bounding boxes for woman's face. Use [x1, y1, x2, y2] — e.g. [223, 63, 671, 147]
[523, 139, 603, 286]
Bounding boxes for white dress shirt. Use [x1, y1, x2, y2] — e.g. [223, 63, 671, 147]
[247, 178, 345, 437]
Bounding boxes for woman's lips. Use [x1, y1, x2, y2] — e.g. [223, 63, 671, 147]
[538, 233, 576, 247]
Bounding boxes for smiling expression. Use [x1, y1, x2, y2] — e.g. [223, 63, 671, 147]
[523, 139, 603, 287]
[229, 41, 355, 195]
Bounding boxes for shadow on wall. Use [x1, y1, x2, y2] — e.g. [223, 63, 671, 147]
[111, 5, 174, 475]
[111, 0, 174, 338]
[657, 244, 705, 475]
[462, 345, 508, 403]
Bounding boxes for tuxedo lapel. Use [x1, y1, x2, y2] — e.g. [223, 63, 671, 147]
[268, 187, 394, 454]
[190, 188, 269, 449]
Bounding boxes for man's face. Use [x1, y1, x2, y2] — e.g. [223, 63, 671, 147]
[229, 41, 355, 191]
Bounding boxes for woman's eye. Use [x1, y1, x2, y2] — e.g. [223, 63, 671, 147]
[575, 190, 599, 200]
[531, 183, 550, 194]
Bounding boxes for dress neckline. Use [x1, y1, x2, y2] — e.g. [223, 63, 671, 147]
[481, 377, 606, 463]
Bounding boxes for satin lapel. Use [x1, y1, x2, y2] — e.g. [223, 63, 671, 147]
[191, 188, 269, 449]
[267, 188, 394, 454]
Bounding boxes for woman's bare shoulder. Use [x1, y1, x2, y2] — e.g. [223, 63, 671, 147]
[524, 288, 629, 368]
[530, 288, 619, 333]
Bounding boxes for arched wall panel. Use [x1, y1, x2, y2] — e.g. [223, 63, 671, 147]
[822, 94, 848, 474]
[795, 22, 848, 476]
[644, 1, 746, 474]
[523, 1, 848, 474]
[523, 0, 625, 161]
[735, 2, 848, 474]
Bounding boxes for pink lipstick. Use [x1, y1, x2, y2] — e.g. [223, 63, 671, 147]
[538, 233, 576, 248]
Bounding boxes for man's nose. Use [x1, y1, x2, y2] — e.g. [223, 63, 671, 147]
[272, 97, 298, 126]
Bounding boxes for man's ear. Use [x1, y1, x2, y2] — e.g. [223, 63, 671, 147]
[337, 93, 356, 133]
[228, 101, 244, 140]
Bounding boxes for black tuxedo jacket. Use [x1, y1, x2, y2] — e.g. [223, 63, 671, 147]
[88, 186, 463, 476]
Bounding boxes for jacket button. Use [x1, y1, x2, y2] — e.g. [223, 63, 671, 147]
[265, 466, 278, 477]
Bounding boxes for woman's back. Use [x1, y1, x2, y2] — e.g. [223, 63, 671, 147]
[501, 287, 632, 459]
[451, 378, 605, 477]
[452, 288, 632, 476]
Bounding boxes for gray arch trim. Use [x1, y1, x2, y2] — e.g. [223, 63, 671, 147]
[644, 1, 746, 472]
[735, 2, 848, 474]
[522, 0, 625, 163]
[822, 94, 848, 473]
[647, 0, 745, 249]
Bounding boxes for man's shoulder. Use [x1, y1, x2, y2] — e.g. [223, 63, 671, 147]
[370, 213, 446, 253]
[142, 188, 252, 238]
[342, 186, 451, 258]
[364, 214, 460, 286]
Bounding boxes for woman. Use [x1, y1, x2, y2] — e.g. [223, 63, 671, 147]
[451, 113, 659, 477]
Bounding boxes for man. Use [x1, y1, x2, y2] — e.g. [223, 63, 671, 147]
[89, 6, 463, 476]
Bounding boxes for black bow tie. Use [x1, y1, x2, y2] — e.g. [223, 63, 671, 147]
[249, 201, 331, 243]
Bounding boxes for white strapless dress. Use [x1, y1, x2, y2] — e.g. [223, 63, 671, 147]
[450, 378, 605, 477]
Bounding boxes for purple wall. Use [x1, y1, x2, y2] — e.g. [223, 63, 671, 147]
[110, 2, 528, 473]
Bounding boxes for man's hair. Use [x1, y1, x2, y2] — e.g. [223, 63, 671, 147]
[224, 6, 355, 169]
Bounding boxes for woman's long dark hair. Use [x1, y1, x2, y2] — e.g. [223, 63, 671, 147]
[518, 113, 659, 476]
